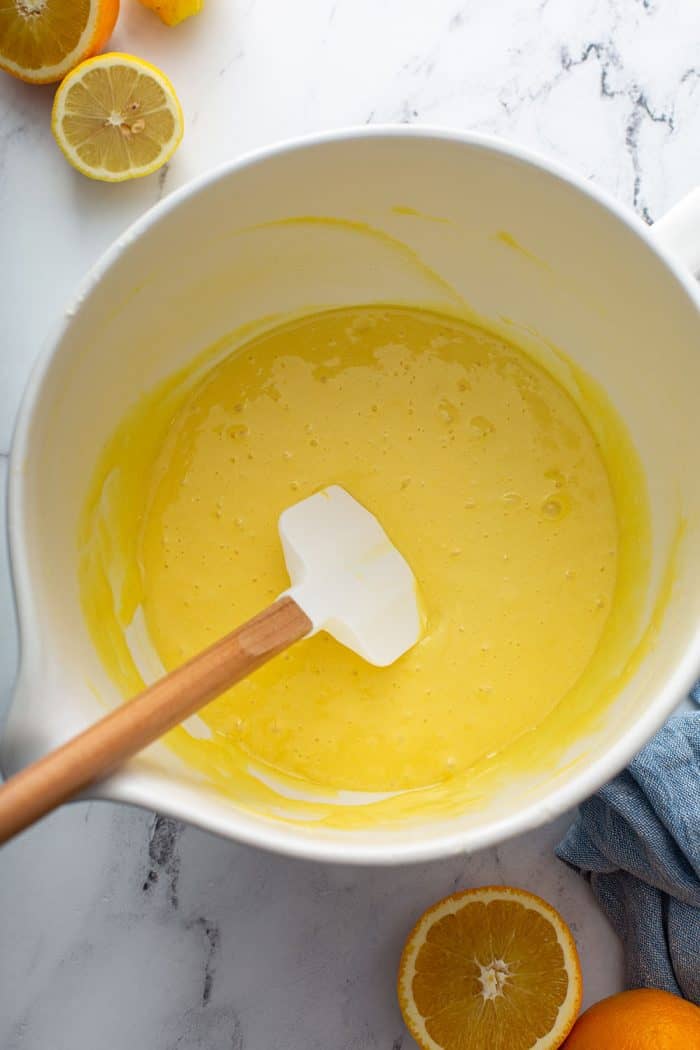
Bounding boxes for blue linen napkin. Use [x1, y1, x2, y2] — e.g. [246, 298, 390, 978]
[556, 703, 700, 1004]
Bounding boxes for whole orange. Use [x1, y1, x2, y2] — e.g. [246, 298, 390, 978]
[563, 988, 700, 1049]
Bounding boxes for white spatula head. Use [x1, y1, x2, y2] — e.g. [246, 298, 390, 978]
[278, 486, 422, 667]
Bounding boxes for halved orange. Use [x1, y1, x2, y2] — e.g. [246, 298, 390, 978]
[398, 886, 583, 1050]
[51, 53, 184, 182]
[0, 0, 119, 85]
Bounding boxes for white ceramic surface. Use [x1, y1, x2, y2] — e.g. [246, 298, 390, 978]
[4, 126, 700, 866]
[1, 3, 698, 1046]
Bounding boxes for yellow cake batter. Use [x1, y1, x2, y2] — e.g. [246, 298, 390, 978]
[79, 305, 651, 821]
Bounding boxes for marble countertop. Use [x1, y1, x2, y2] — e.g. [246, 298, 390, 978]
[1, 2, 698, 1047]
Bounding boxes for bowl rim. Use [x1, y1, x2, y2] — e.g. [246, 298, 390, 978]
[7, 124, 700, 864]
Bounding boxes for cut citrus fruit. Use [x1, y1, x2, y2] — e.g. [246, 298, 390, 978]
[51, 53, 184, 182]
[398, 886, 583, 1050]
[0, 0, 119, 85]
[138, 0, 203, 26]
[562, 988, 700, 1049]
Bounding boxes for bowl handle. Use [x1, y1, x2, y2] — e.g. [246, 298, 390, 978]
[650, 188, 700, 278]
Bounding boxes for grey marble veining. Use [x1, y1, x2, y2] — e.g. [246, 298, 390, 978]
[1, 1, 699, 1047]
[0, 804, 620, 1050]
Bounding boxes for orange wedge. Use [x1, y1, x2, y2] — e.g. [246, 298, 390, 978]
[51, 53, 184, 182]
[398, 886, 583, 1050]
[0, 0, 119, 85]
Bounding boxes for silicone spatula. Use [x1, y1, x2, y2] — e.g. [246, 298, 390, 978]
[0, 486, 421, 844]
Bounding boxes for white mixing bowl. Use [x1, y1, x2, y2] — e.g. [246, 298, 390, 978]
[3, 128, 700, 863]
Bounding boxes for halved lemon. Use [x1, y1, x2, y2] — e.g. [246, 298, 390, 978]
[0, 0, 119, 85]
[398, 886, 583, 1050]
[51, 53, 184, 182]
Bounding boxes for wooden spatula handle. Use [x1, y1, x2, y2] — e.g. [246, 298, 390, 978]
[0, 596, 311, 846]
